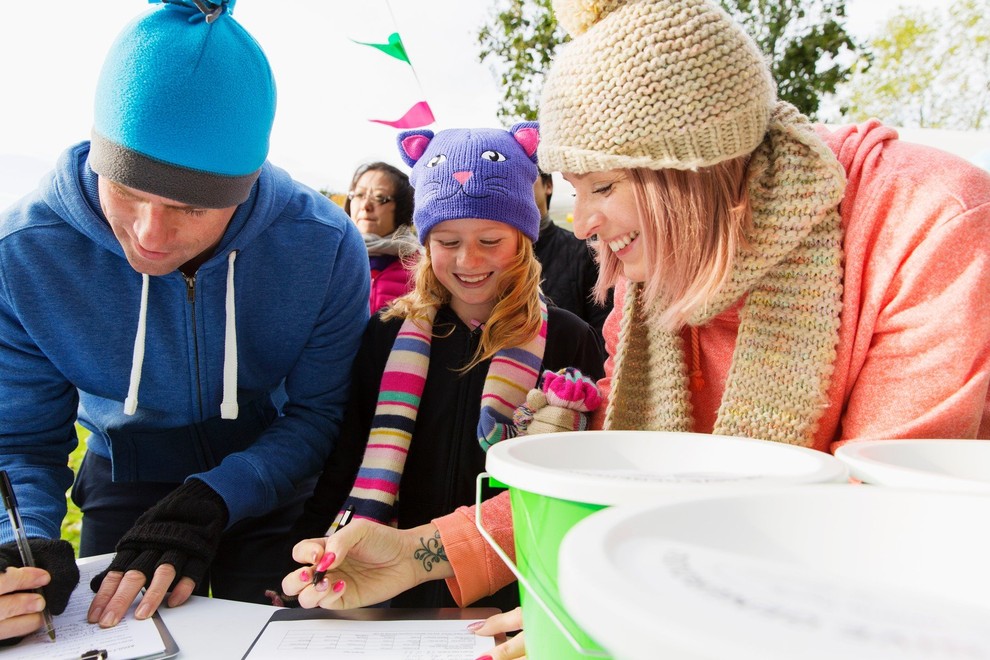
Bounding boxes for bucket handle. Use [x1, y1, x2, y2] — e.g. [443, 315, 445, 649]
[475, 472, 609, 658]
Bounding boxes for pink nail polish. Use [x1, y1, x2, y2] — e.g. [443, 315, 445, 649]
[299, 570, 311, 582]
[332, 580, 345, 593]
[467, 620, 484, 632]
[316, 551, 336, 572]
[475, 656, 494, 660]
[314, 579, 329, 592]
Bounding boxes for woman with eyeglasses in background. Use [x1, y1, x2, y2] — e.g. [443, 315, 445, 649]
[345, 162, 419, 313]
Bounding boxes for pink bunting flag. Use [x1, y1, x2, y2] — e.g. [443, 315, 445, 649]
[369, 101, 435, 129]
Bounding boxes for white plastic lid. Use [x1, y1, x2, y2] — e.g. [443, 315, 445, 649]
[559, 485, 990, 660]
[485, 430, 848, 505]
[836, 439, 990, 493]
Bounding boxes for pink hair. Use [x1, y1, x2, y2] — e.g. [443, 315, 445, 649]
[593, 157, 752, 331]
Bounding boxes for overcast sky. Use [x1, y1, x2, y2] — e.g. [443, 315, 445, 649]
[0, 0, 939, 208]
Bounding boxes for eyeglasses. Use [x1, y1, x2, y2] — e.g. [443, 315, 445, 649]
[347, 191, 394, 206]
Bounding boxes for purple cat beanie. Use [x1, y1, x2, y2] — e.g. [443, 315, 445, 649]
[396, 122, 541, 243]
[89, 0, 276, 208]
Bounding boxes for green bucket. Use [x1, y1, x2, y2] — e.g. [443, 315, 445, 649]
[477, 431, 850, 659]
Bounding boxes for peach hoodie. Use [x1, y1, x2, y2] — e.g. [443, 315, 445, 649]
[432, 120, 990, 605]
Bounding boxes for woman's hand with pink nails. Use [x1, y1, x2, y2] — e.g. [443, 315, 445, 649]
[280, 519, 454, 610]
[470, 607, 526, 659]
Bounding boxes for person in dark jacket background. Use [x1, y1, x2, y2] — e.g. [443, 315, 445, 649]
[533, 168, 613, 343]
[288, 123, 605, 613]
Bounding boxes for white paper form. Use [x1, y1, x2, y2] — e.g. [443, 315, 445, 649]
[2, 556, 171, 660]
[244, 618, 494, 660]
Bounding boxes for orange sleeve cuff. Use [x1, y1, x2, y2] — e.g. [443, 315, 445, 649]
[433, 490, 515, 607]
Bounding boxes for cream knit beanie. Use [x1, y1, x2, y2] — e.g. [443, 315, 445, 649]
[539, 0, 776, 173]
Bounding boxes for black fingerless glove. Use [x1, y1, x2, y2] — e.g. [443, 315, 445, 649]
[90, 479, 228, 593]
[0, 538, 79, 614]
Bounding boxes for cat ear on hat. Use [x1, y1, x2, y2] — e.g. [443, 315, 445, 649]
[397, 129, 435, 167]
[510, 121, 539, 164]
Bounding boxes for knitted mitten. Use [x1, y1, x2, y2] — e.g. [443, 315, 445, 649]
[90, 479, 228, 593]
[513, 367, 602, 435]
[0, 538, 79, 614]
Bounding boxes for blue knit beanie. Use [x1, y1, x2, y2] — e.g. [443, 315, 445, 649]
[89, 0, 276, 208]
[396, 122, 541, 244]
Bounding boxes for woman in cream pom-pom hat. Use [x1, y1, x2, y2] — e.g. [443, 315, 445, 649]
[537, 0, 990, 449]
[267, 0, 990, 656]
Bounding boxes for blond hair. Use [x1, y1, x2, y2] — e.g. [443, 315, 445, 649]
[594, 157, 753, 331]
[384, 230, 544, 370]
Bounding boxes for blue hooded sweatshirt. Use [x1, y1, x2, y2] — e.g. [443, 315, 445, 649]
[0, 142, 370, 541]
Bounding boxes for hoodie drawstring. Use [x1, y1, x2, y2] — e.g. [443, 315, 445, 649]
[123, 273, 150, 415]
[123, 252, 239, 419]
[220, 251, 239, 419]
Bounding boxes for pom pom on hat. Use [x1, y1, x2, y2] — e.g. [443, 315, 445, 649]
[396, 122, 542, 243]
[539, 0, 776, 173]
[512, 367, 602, 435]
[553, 0, 628, 36]
[89, 0, 276, 208]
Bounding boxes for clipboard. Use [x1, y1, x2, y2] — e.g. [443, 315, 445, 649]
[146, 612, 181, 660]
[242, 607, 506, 659]
[0, 557, 180, 660]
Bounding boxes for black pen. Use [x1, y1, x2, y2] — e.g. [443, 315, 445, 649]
[312, 505, 353, 586]
[0, 470, 56, 641]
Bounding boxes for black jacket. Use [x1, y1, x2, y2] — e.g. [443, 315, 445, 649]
[292, 304, 606, 610]
[534, 221, 613, 340]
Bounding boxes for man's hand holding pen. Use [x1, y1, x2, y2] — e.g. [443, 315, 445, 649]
[0, 470, 79, 645]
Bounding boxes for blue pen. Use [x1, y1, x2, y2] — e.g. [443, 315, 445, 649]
[0, 470, 56, 641]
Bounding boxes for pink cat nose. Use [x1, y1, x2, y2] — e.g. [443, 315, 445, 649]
[453, 171, 472, 185]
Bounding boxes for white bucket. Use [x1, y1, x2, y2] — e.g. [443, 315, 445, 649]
[477, 430, 849, 659]
[559, 485, 990, 660]
[836, 439, 990, 493]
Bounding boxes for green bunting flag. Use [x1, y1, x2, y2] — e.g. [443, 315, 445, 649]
[351, 32, 410, 65]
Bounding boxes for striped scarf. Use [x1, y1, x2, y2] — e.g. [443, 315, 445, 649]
[340, 300, 548, 525]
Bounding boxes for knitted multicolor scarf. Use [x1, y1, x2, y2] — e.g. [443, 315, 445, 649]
[605, 104, 847, 446]
[340, 300, 548, 525]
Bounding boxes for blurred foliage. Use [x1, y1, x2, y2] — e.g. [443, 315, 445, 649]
[319, 188, 347, 208]
[477, 0, 568, 123]
[719, 0, 860, 119]
[476, 0, 861, 123]
[61, 426, 87, 555]
[834, 0, 990, 129]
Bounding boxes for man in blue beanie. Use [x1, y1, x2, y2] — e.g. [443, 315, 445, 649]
[0, 0, 369, 640]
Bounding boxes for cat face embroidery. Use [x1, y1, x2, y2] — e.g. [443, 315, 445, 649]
[396, 122, 541, 242]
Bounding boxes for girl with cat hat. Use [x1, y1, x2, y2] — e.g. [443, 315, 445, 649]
[284, 122, 605, 612]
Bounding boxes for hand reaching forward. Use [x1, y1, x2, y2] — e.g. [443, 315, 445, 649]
[469, 607, 526, 659]
[281, 519, 454, 609]
[88, 479, 227, 628]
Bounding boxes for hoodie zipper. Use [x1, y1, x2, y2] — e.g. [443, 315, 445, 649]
[183, 273, 205, 417]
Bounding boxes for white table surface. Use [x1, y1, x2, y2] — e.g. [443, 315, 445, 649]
[80, 553, 283, 659]
[158, 592, 280, 659]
